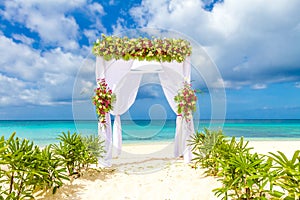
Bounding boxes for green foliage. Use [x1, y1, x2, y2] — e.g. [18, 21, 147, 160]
[32, 145, 69, 195]
[214, 151, 272, 200]
[0, 132, 69, 199]
[190, 128, 226, 176]
[0, 131, 105, 199]
[0, 135, 7, 198]
[190, 128, 225, 155]
[2, 132, 41, 199]
[81, 134, 105, 165]
[269, 150, 300, 199]
[190, 129, 280, 199]
[53, 132, 104, 176]
[54, 131, 85, 176]
[92, 34, 192, 63]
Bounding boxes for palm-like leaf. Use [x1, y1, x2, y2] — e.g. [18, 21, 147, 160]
[269, 150, 300, 199]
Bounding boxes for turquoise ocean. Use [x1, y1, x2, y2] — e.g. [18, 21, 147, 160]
[0, 119, 300, 146]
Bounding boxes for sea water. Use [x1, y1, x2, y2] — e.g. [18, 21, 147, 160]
[0, 119, 300, 146]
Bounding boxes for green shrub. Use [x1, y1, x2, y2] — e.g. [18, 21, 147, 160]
[0, 132, 68, 199]
[53, 132, 105, 176]
[0, 131, 105, 199]
[214, 151, 272, 200]
[269, 150, 300, 199]
[190, 129, 277, 200]
[32, 145, 69, 196]
[0, 135, 7, 198]
[190, 128, 225, 159]
[1, 132, 42, 199]
[190, 128, 226, 176]
[81, 134, 105, 168]
[53, 131, 85, 176]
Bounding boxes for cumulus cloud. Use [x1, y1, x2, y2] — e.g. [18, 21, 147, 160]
[83, 2, 107, 44]
[129, 0, 300, 89]
[0, 73, 48, 106]
[1, 0, 84, 50]
[1, 0, 107, 50]
[0, 1, 107, 108]
[12, 34, 34, 45]
[88, 2, 105, 15]
[112, 18, 127, 34]
[0, 33, 86, 106]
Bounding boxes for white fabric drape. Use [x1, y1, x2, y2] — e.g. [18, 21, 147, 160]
[182, 57, 194, 162]
[95, 56, 195, 164]
[96, 57, 143, 161]
[158, 59, 194, 163]
[97, 113, 112, 166]
[110, 73, 143, 157]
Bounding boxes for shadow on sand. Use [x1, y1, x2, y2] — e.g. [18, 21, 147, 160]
[36, 168, 116, 200]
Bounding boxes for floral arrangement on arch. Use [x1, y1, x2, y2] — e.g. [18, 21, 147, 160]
[174, 81, 198, 121]
[92, 78, 116, 124]
[92, 34, 192, 63]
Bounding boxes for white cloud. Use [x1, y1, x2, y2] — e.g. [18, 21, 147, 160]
[83, 2, 107, 44]
[88, 2, 105, 15]
[1, 0, 85, 50]
[211, 78, 249, 89]
[130, 0, 300, 87]
[295, 82, 300, 88]
[0, 0, 106, 108]
[251, 84, 267, 90]
[0, 73, 47, 106]
[1, 1, 108, 49]
[0, 34, 44, 80]
[109, 0, 116, 6]
[112, 18, 126, 34]
[12, 34, 34, 45]
[0, 33, 86, 106]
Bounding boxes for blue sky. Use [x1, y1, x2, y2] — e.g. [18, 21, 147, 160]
[0, 0, 300, 120]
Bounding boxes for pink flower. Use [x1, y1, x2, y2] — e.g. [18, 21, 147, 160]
[92, 79, 116, 124]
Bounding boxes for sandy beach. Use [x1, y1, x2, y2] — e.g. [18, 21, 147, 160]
[39, 140, 300, 200]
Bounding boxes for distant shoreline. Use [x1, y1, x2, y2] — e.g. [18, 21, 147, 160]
[1, 118, 300, 121]
[1, 119, 300, 147]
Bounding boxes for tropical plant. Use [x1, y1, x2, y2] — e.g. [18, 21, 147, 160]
[198, 134, 275, 200]
[92, 78, 116, 124]
[32, 145, 69, 196]
[190, 128, 224, 154]
[0, 132, 105, 199]
[190, 129, 227, 175]
[53, 131, 86, 176]
[81, 134, 105, 168]
[0, 135, 7, 198]
[1, 132, 41, 199]
[53, 132, 104, 176]
[269, 150, 300, 199]
[0, 132, 68, 199]
[214, 151, 273, 200]
[92, 34, 192, 63]
[174, 81, 198, 122]
[190, 128, 300, 200]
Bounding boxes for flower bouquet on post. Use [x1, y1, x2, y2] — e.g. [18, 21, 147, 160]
[92, 78, 116, 125]
[174, 81, 198, 122]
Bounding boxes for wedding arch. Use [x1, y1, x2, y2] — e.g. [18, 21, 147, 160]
[92, 35, 197, 166]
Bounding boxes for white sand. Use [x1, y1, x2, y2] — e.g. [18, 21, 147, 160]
[40, 140, 300, 200]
